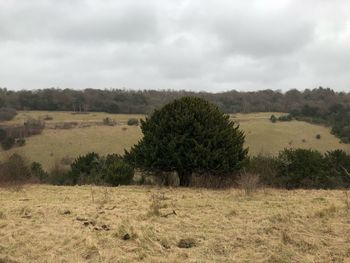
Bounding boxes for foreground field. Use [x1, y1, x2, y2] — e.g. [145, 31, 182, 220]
[0, 185, 350, 262]
[1, 111, 350, 169]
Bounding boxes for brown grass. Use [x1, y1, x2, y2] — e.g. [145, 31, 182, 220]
[1, 185, 350, 262]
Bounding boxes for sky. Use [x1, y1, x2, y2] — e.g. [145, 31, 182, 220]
[0, 0, 350, 92]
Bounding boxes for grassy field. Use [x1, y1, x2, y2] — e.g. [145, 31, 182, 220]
[0, 185, 350, 262]
[1, 111, 349, 169]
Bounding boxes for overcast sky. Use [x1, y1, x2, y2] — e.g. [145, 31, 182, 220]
[1, 0, 350, 92]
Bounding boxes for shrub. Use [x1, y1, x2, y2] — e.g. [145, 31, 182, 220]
[69, 152, 101, 185]
[125, 97, 248, 187]
[1, 136, 15, 150]
[237, 172, 260, 195]
[103, 117, 115, 126]
[0, 128, 7, 141]
[278, 114, 292, 122]
[24, 118, 45, 135]
[276, 148, 327, 189]
[47, 162, 70, 185]
[324, 150, 350, 187]
[30, 162, 48, 182]
[0, 153, 31, 189]
[0, 108, 17, 121]
[245, 155, 279, 186]
[270, 115, 277, 123]
[127, 118, 139, 126]
[16, 138, 26, 146]
[102, 154, 134, 186]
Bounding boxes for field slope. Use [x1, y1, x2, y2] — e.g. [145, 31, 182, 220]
[1, 111, 349, 169]
[0, 185, 349, 262]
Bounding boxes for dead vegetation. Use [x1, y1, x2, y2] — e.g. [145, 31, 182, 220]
[0, 185, 350, 262]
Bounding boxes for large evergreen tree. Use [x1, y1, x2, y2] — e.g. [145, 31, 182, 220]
[126, 97, 248, 186]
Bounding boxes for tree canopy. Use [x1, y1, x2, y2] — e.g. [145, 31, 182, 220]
[126, 97, 248, 186]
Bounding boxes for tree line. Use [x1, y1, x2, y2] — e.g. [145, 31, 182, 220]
[0, 86, 349, 142]
[0, 87, 349, 114]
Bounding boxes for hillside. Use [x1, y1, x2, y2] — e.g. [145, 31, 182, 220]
[1, 111, 349, 169]
[0, 185, 349, 262]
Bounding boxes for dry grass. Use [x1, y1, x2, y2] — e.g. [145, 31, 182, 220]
[0, 125, 142, 169]
[2, 111, 144, 125]
[1, 185, 350, 262]
[1, 111, 349, 169]
[232, 112, 350, 155]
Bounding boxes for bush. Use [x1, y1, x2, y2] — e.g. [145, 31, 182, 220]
[47, 162, 70, 185]
[237, 172, 260, 195]
[102, 154, 134, 186]
[270, 115, 277, 123]
[278, 114, 292, 122]
[126, 97, 248, 187]
[103, 117, 115, 126]
[30, 162, 48, 182]
[69, 152, 101, 185]
[245, 155, 279, 186]
[276, 148, 327, 189]
[324, 150, 350, 187]
[0, 108, 17, 121]
[1, 136, 15, 150]
[0, 128, 7, 141]
[127, 118, 139, 126]
[16, 138, 26, 146]
[61, 153, 134, 186]
[24, 118, 45, 135]
[0, 153, 31, 188]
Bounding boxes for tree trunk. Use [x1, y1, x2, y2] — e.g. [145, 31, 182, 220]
[178, 171, 191, 187]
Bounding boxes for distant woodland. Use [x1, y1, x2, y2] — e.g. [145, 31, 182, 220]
[0, 87, 349, 142]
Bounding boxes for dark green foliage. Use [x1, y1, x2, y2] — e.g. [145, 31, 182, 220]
[1, 136, 15, 150]
[278, 114, 292, 122]
[245, 148, 350, 189]
[30, 162, 48, 182]
[63, 152, 133, 186]
[324, 150, 350, 187]
[126, 97, 248, 186]
[69, 152, 101, 185]
[127, 118, 139, 126]
[276, 149, 326, 189]
[101, 154, 134, 186]
[270, 115, 277, 123]
[0, 86, 348, 116]
[0, 107, 17, 121]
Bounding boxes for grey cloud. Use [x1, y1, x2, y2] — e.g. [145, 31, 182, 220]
[0, 0, 350, 91]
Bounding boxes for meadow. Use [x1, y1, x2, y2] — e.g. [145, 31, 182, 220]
[0, 185, 350, 262]
[1, 111, 349, 169]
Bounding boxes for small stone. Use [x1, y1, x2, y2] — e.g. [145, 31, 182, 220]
[178, 238, 196, 248]
[122, 233, 130, 240]
[101, 224, 110, 231]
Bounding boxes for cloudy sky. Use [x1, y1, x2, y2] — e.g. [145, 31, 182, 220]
[1, 0, 350, 92]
